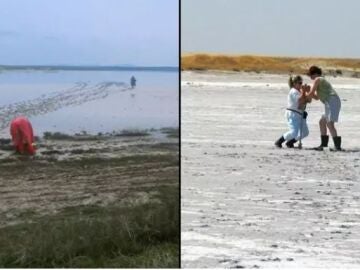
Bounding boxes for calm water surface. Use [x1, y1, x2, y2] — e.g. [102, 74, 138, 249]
[0, 70, 178, 137]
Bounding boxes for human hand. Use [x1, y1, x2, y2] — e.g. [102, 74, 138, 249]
[302, 84, 311, 92]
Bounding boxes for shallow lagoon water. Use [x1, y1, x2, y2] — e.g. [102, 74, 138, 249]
[0, 70, 178, 137]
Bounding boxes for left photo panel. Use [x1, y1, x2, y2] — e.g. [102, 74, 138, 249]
[0, 0, 179, 268]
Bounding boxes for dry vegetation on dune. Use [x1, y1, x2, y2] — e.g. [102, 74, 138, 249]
[181, 54, 360, 76]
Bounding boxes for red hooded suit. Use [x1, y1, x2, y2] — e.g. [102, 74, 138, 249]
[10, 116, 36, 155]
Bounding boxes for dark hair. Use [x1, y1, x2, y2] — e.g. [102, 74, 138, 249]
[288, 75, 303, 88]
[308, 66, 322, 76]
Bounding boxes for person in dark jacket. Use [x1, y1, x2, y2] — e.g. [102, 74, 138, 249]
[130, 76, 137, 89]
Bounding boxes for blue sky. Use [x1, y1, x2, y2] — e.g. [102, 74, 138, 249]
[182, 0, 360, 58]
[0, 0, 178, 66]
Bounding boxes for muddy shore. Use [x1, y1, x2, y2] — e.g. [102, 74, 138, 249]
[0, 130, 179, 228]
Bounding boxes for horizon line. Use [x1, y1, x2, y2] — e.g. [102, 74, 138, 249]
[0, 64, 179, 72]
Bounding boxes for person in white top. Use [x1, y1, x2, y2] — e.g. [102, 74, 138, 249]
[275, 75, 311, 148]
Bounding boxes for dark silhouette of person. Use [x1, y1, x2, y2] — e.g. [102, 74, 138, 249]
[130, 76, 136, 88]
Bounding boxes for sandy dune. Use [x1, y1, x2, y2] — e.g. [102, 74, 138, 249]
[181, 71, 360, 268]
[181, 54, 360, 76]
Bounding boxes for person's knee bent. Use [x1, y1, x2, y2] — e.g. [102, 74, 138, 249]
[284, 129, 298, 141]
[327, 121, 337, 135]
[319, 117, 327, 125]
[296, 125, 309, 140]
[290, 130, 298, 140]
[327, 121, 336, 131]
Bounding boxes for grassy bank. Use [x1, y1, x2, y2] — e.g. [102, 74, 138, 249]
[0, 186, 179, 268]
[182, 53, 360, 76]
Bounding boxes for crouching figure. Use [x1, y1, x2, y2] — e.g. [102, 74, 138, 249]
[10, 116, 36, 155]
[275, 75, 311, 148]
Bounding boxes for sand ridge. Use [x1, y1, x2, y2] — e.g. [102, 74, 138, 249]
[181, 54, 360, 77]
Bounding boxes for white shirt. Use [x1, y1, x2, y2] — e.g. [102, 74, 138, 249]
[287, 88, 302, 113]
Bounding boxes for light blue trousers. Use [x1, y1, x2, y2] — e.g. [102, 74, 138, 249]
[283, 111, 309, 141]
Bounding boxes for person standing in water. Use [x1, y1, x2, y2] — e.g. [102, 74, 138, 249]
[130, 76, 137, 89]
[275, 75, 311, 148]
[306, 66, 342, 151]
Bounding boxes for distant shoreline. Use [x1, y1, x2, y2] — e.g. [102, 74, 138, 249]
[181, 53, 360, 77]
[0, 65, 178, 72]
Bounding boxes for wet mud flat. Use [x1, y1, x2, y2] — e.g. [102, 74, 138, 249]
[0, 130, 179, 227]
[0, 81, 130, 130]
[181, 71, 360, 268]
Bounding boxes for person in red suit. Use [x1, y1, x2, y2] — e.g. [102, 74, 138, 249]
[10, 116, 36, 155]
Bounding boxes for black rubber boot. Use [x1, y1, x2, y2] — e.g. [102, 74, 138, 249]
[286, 139, 297, 148]
[313, 135, 329, 151]
[275, 136, 285, 148]
[331, 136, 342, 151]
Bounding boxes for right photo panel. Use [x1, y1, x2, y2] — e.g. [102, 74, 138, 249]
[181, 0, 360, 268]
